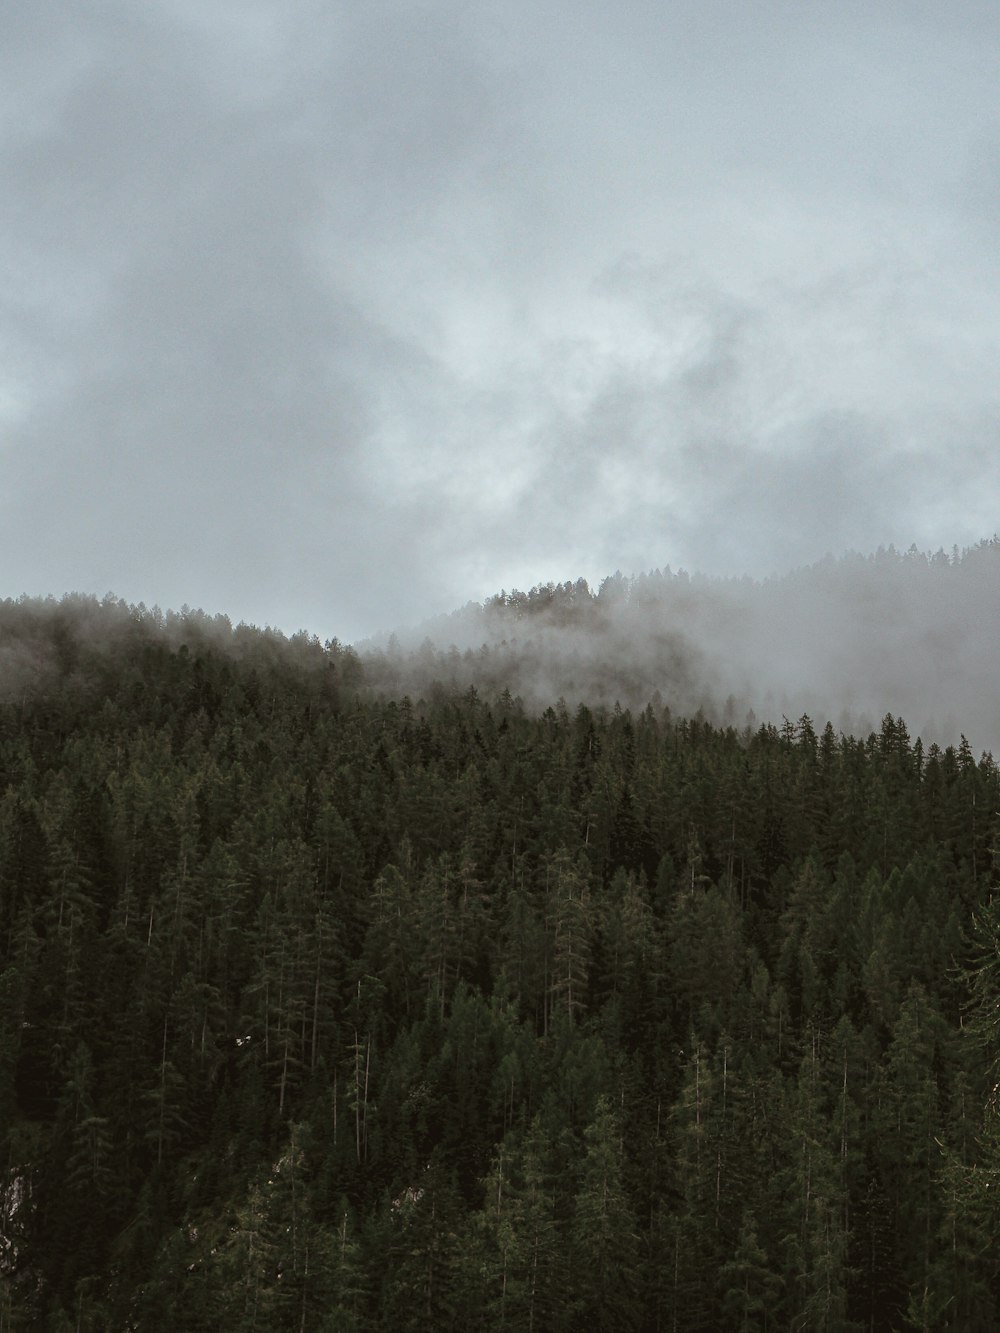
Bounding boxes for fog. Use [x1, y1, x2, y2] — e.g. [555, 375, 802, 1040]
[3, 538, 999, 757]
[363, 541, 1000, 756]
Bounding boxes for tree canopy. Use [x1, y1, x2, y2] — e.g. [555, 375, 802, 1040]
[0, 593, 998, 1328]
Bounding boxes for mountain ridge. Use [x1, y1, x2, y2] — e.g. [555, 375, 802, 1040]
[2, 536, 998, 753]
[359, 538, 1000, 753]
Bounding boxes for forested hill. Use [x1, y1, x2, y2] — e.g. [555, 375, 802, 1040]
[1, 594, 1000, 1328]
[363, 539, 1000, 755]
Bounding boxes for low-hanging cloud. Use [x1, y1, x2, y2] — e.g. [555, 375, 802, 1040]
[367, 541, 1000, 757]
[1, 1, 999, 643]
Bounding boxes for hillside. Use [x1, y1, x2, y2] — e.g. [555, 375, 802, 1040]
[0, 587, 998, 1327]
[362, 540, 1000, 755]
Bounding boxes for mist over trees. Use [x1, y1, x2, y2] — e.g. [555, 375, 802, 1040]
[1, 550, 1000, 1327]
[363, 539, 1000, 755]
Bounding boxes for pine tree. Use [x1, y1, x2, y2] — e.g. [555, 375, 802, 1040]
[571, 1093, 641, 1328]
[719, 1209, 783, 1330]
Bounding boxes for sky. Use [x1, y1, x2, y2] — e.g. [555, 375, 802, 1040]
[2, 0, 999, 642]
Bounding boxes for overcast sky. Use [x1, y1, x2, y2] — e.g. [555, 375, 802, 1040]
[2, 0, 999, 641]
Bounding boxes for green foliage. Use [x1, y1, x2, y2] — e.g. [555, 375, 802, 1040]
[1, 594, 999, 1326]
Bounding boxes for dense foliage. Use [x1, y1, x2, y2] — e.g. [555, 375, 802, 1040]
[1, 595, 999, 1329]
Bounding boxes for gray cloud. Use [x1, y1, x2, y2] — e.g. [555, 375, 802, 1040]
[2, 0, 999, 647]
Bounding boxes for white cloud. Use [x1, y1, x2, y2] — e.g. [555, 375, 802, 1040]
[1, 0, 999, 639]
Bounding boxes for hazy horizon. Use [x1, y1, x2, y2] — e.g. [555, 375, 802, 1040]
[3, 2, 999, 641]
[352, 538, 1000, 756]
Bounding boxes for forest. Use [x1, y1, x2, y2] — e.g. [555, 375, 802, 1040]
[1, 591, 999, 1329]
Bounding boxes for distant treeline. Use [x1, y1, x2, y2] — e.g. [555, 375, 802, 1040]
[0, 594, 999, 1328]
[362, 538, 1000, 753]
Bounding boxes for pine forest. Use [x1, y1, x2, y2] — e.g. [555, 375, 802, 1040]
[1, 590, 999, 1330]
